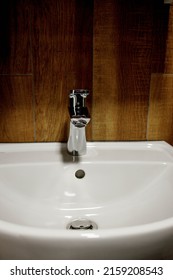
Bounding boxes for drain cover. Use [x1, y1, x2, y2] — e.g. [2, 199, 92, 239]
[67, 218, 98, 230]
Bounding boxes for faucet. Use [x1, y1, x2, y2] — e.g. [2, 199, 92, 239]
[67, 89, 90, 156]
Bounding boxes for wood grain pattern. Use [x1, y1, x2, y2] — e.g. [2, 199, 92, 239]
[147, 74, 173, 144]
[92, 0, 119, 140]
[0, 0, 31, 74]
[31, 0, 93, 141]
[0, 0, 173, 143]
[164, 6, 173, 73]
[151, 2, 170, 73]
[0, 76, 34, 142]
[93, 0, 153, 140]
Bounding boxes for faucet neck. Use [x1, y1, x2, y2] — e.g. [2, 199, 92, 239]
[67, 89, 90, 156]
[67, 122, 87, 156]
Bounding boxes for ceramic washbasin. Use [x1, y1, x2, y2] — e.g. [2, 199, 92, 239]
[0, 141, 173, 259]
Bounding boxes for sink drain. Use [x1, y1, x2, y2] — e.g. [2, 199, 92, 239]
[66, 218, 98, 230]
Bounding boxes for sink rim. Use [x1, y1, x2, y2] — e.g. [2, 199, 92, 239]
[0, 140, 172, 153]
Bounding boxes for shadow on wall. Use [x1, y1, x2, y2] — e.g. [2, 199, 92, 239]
[0, 0, 15, 66]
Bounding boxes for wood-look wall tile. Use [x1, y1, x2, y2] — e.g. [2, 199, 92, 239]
[31, 0, 93, 142]
[148, 74, 173, 145]
[164, 6, 173, 73]
[0, 76, 34, 142]
[92, 0, 120, 140]
[0, 0, 31, 74]
[93, 0, 152, 140]
[1, 0, 173, 143]
[151, 1, 170, 73]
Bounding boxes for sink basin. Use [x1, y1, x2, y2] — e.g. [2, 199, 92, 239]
[0, 141, 173, 259]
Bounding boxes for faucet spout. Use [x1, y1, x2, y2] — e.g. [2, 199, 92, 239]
[67, 89, 90, 156]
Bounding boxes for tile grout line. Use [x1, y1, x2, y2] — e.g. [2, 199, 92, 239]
[28, 5, 37, 142]
[146, 73, 152, 141]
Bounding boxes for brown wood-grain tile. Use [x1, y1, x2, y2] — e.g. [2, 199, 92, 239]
[93, 0, 153, 140]
[31, 0, 93, 142]
[148, 74, 173, 145]
[164, 6, 173, 73]
[0, 0, 172, 143]
[92, 0, 119, 140]
[151, 2, 169, 73]
[0, 75, 34, 142]
[0, 0, 31, 74]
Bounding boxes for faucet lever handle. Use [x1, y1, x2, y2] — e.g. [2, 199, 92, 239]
[69, 89, 89, 108]
[69, 89, 90, 118]
[70, 89, 89, 97]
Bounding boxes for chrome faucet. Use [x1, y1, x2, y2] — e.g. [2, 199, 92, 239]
[67, 89, 90, 156]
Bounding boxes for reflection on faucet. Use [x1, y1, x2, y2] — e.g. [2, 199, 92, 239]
[67, 89, 90, 156]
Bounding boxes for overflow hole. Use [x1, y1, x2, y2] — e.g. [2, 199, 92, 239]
[75, 169, 85, 179]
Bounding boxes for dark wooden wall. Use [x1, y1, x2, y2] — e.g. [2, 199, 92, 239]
[0, 0, 173, 144]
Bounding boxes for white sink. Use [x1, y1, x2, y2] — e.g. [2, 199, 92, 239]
[0, 141, 173, 259]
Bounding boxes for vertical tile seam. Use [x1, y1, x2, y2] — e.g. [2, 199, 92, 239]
[28, 4, 36, 142]
[146, 7, 156, 142]
[146, 74, 152, 141]
[91, 0, 94, 141]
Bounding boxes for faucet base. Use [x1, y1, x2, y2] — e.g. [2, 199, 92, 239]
[67, 150, 80, 156]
